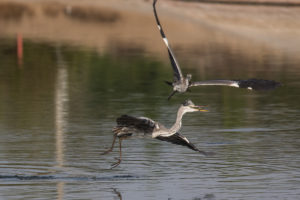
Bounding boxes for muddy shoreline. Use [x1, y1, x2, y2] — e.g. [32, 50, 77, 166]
[0, 0, 299, 61]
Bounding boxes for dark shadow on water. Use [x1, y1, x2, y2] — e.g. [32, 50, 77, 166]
[168, 193, 216, 200]
[110, 187, 215, 200]
[0, 174, 139, 181]
[109, 187, 216, 200]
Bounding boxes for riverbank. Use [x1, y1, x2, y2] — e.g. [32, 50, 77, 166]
[0, 0, 299, 60]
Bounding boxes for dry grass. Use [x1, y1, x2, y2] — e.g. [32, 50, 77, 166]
[42, 2, 121, 23]
[0, 2, 34, 21]
[42, 2, 64, 18]
[1, 0, 299, 60]
[178, 0, 300, 7]
[64, 5, 120, 23]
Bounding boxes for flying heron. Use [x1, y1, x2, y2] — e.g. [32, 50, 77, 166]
[102, 100, 211, 168]
[153, 0, 281, 100]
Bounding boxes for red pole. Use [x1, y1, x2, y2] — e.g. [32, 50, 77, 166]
[17, 33, 23, 66]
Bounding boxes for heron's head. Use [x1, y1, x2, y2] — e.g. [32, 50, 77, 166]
[181, 99, 208, 113]
[186, 74, 192, 81]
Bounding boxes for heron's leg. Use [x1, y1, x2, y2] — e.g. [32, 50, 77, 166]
[167, 90, 177, 101]
[111, 138, 123, 168]
[101, 135, 117, 155]
[112, 188, 122, 200]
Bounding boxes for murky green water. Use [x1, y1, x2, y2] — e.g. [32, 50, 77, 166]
[0, 37, 300, 200]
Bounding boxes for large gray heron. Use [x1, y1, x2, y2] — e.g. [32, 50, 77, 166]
[102, 100, 211, 168]
[153, 0, 281, 100]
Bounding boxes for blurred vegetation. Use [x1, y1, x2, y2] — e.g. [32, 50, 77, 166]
[42, 2, 121, 23]
[0, 2, 34, 21]
[64, 5, 120, 23]
[0, 1, 120, 23]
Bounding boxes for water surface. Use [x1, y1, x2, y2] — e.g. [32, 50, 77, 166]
[0, 37, 300, 200]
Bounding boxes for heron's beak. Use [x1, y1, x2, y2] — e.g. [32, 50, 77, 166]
[192, 105, 208, 112]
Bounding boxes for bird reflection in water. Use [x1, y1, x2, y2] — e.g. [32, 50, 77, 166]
[54, 45, 69, 200]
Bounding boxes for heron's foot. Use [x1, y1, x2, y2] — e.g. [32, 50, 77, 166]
[101, 148, 113, 155]
[111, 158, 122, 169]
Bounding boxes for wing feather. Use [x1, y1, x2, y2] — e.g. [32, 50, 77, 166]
[156, 132, 208, 155]
[190, 79, 281, 90]
[116, 115, 155, 133]
[153, 0, 183, 82]
[190, 80, 239, 88]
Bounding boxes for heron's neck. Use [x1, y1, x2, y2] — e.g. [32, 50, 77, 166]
[169, 107, 186, 134]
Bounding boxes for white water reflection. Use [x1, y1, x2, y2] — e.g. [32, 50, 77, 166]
[54, 45, 69, 200]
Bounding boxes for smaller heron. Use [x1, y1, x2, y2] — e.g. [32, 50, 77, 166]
[102, 100, 211, 168]
[153, 0, 281, 100]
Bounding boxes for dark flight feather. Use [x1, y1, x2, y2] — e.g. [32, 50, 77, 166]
[116, 115, 155, 133]
[237, 78, 281, 90]
[156, 132, 208, 155]
[153, 0, 183, 82]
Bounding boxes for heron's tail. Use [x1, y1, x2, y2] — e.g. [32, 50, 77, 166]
[112, 126, 134, 138]
[112, 127, 122, 135]
[164, 81, 173, 86]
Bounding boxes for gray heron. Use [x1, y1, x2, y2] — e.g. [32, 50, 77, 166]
[102, 100, 211, 168]
[153, 0, 281, 100]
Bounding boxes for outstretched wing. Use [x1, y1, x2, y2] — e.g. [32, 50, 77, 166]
[190, 79, 281, 91]
[153, 0, 183, 82]
[190, 80, 239, 88]
[116, 115, 156, 134]
[156, 132, 208, 156]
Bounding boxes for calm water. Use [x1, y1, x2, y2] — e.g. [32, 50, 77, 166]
[0, 37, 300, 200]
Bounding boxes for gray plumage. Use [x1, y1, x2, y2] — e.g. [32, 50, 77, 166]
[153, 0, 281, 100]
[102, 100, 210, 168]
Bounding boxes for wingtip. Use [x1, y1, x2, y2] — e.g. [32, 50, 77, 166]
[238, 78, 281, 91]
